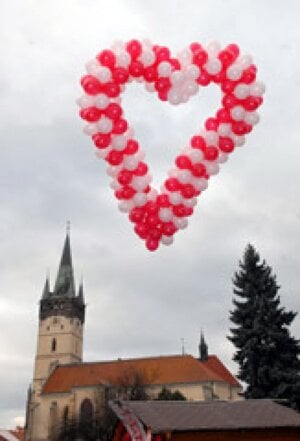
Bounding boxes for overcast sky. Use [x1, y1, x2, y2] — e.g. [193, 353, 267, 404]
[1, 0, 300, 429]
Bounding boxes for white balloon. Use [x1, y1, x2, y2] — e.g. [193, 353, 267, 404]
[76, 95, 95, 108]
[131, 176, 148, 192]
[250, 81, 266, 96]
[205, 130, 219, 145]
[133, 192, 147, 207]
[177, 170, 192, 184]
[188, 149, 204, 163]
[85, 59, 100, 74]
[245, 112, 260, 125]
[183, 197, 197, 208]
[94, 93, 109, 109]
[110, 180, 121, 190]
[236, 54, 253, 69]
[217, 152, 228, 163]
[167, 168, 179, 178]
[170, 71, 185, 85]
[158, 61, 172, 77]
[145, 82, 156, 92]
[123, 155, 139, 171]
[161, 235, 174, 246]
[184, 80, 198, 96]
[125, 127, 135, 138]
[185, 64, 200, 79]
[205, 162, 220, 175]
[169, 192, 182, 205]
[107, 165, 121, 177]
[96, 148, 110, 159]
[112, 135, 127, 151]
[116, 50, 131, 67]
[234, 135, 246, 147]
[159, 208, 173, 222]
[111, 40, 124, 51]
[139, 49, 156, 67]
[83, 123, 98, 135]
[118, 200, 134, 213]
[226, 65, 242, 81]
[231, 105, 246, 121]
[217, 123, 231, 137]
[173, 217, 188, 229]
[193, 177, 208, 191]
[205, 58, 222, 75]
[168, 89, 182, 105]
[97, 117, 113, 134]
[177, 48, 192, 66]
[234, 84, 250, 99]
[206, 40, 221, 55]
[94, 66, 111, 83]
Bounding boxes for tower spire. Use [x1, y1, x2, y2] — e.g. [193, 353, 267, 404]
[53, 230, 76, 297]
[199, 330, 208, 361]
[42, 275, 50, 299]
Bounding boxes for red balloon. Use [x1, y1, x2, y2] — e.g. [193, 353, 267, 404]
[204, 146, 219, 161]
[143, 66, 158, 82]
[165, 178, 181, 192]
[205, 117, 219, 131]
[146, 237, 159, 251]
[192, 163, 207, 177]
[97, 50, 116, 68]
[134, 162, 148, 176]
[112, 118, 128, 134]
[129, 207, 145, 223]
[113, 67, 129, 84]
[92, 133, 111, 149]
[104, 82, 120, 98]
[81, 75, 102, 95]
[124, 139, 139, 155]
[106, 150, 123, 165]
[175, 155, 192, 170]
[105, 103, 122, 120]
[126, 39, 142, 59]
[191, 135, 206, 150]
[181, 184, 195, 199]
[219, 137, 234, 153]
[118, 170, 133, 185]
[80, 107, 101, 122]
[129, 61, 144, 77]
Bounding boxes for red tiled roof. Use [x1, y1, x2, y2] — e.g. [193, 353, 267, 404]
[43, 355, 228, 394]
[203, 355, 240, 387]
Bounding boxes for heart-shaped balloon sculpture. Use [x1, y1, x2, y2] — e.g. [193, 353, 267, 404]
[78, 40, 264, 251]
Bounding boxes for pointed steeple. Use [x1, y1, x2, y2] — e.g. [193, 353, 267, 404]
[199, 330, 208, 361]
[42, 276, 50, 299]
[77, 281, 84, 304]
[53, 229, 76, 298]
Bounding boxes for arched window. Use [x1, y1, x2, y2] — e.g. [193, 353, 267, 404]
[63, 405, 69, 426]
[51, 338, 57, 352]
[79, 398, 93, 425]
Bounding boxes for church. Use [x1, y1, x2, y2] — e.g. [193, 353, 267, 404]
[25, 233, 242, 441]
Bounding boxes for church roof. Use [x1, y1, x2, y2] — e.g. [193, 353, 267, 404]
[42, 354, 240, 394]
[203, 355, 240, 387]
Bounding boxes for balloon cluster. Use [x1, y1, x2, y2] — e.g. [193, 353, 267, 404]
[78, 39, 265, 251]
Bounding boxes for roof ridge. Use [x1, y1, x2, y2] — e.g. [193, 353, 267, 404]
[54, 354, 194, 369]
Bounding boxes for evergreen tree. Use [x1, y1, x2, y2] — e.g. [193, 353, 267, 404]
[228, 244, 300, 409]
[157, 386, 186, 400]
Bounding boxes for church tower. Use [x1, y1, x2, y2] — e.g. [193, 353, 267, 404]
[32, 231, 85, 394]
